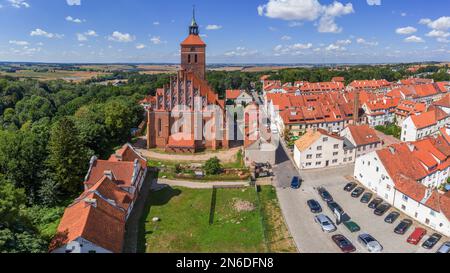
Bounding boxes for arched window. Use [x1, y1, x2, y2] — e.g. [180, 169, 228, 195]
[188, 54, 191, 63]
[195, 54, 198, 63]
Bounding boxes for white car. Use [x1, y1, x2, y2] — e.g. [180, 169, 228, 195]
[314, 214, 337, 233]
[436, 242, 450, 253]
[358, 233, 383, 253]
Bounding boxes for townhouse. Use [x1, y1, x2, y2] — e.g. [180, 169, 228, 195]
[347, 79, 393, 93]
[50, 143, 148, 253]
[340, 125, 382, 158]
[265, 92, 356, 136]
[293, 129, 355, 170]
[225, 89, 253, 105]
[354, 136, 450, 237]
[394, 100, 427, 127]
[362, 98, 399, 127]
[401, 108, 450, 142]
[387, 83, 448, 106]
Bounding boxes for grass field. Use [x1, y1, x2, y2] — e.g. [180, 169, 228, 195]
[139, 186, 296, 253]
[0, 69, 110, 82]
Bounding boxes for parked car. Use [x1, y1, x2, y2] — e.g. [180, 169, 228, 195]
[422, 233, 442, 249]
[332, 235, 356, 253]
[351, 187, 365, 198]
[327, 201, 344, 216]
[384, 212, 400, 224]
[344, 182, 357, 192]
[307, 199, 322, 214]
[314, 214, 337, 233]
[358, 233, 383, 253]
[318, 187, 333, 202]
[291, 176, 301, 189]
[360, 192, 373, 204]
[436, 242, 450, 253]
[368, 198, 383, 209]
[374, 203, 391, 216]
[343, 221, 361, 233]
[394, 219, 413, 235]
[407, 228, 427, 245]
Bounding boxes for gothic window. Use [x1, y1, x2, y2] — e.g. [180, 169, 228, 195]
[188, 55, 191, 63]
[195, 54, 198, 63]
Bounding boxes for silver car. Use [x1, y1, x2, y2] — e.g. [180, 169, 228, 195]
[358, 233, 383, 253]
[436, 242, 450, 253]
[314, 214, 337, 233]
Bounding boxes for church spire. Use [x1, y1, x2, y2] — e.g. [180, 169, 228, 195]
[189, 5, 199, 35]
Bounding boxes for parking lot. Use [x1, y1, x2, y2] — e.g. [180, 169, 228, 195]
[276, 164, 449, 253]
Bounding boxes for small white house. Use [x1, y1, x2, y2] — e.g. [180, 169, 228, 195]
[401, 109, 450, 142]
[354, 139, 450, 237]
[293, 129, 355, 170]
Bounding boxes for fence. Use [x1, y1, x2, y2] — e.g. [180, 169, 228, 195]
[254, 184, 270, 253]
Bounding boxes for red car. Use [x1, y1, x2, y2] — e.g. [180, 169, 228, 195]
[407, 228, 427, 245]
[332, 234, 356, 253]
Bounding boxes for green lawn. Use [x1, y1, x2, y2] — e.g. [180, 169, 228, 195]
[139, 186, 297, 253]
[375, 124, 402, 139]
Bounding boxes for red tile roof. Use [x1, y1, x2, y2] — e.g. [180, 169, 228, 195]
[346, 125, 381, 146]
[85, 160, 136, 190]
[226, 89, 243, 100]
[109, 143, 147, 168]
[410, 108, 448, 130]
[180, 34, 206, 46]
[50, 192, 126, 253]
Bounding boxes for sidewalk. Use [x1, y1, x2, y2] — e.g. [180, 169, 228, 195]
[156, 178, 249, 189]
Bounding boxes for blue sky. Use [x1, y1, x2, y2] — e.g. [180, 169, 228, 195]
[0, 0, 449, 63]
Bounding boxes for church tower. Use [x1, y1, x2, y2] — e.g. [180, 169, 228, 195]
[180, 7, 206, 80]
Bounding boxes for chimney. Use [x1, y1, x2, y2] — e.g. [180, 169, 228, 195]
[389, 146, 396, 154]
[104, 170, 114, 181]
[84, 198, 97, 208]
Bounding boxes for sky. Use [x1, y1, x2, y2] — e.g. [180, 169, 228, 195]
[0, 0, 449, 64]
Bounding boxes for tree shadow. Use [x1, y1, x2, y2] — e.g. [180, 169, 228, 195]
[136, 184, 182, 253]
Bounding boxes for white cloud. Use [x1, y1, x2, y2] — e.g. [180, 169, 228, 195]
[395, 26, 417, 35]
[9, 40, 29, 46]
[108, 31, 135, 42]
[257, 0, 354, 34]
[66, 16, 84, 23]
[366, 0, 381, 6]
[76, 30, 97, 42]
[281, 35, 292, 40]
[76, 33, 87, 41]
[404, 35, 424, 43]
[325, 43, 346, 51]
[136, 44, 146, 49]
[356, 38, 378, 46]
[8, 0, 30, 8]
[30, 28, 63, 39]
[273, 42, 313, 55]
[336, 39, 351, 45]
[225, 47, 259, 57]
[150, 36, 165, 45]
[401, 12, 407, 17]
[426, 29, 450, 38]
[206, 25, 222, 30]
[67, 0, 81, 6]
[153, 21, 160, 26]
[288, 21, 303, 27]
[419, 16, 450, 31]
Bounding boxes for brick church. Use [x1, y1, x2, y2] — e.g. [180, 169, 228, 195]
[146, 10, 232, 153]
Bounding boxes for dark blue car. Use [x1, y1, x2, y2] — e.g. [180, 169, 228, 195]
[307, 199, 322, 213]
[291, 176, 301, 189]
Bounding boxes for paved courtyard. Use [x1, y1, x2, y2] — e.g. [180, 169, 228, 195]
[273, 143, 449, 253]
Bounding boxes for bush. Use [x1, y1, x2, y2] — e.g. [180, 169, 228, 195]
[203, 157, 223, 175]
